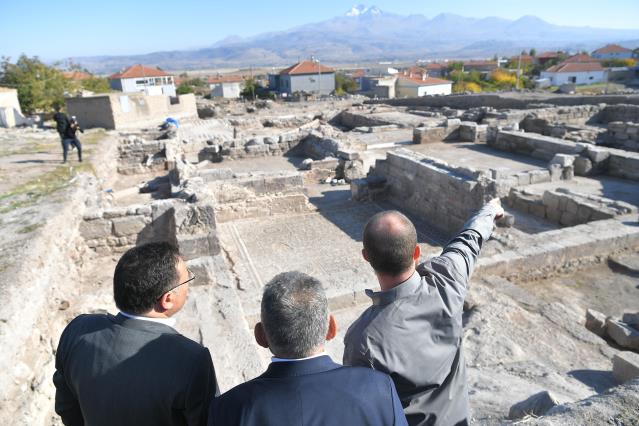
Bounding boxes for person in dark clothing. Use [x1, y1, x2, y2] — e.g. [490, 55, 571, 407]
[53, 105, 70, 140]
[62, 116, 83, 163]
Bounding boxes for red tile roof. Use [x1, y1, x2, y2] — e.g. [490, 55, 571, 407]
[63, 71, 92, 81]
[109, 64, 170, 79]
[208, 75, 244, 84]
[349, 69, 366, 78]
[279, 60, 335, 75]
[545, 62, 604, 73]
[563, 54, 599, 63]
[593, 44, 633, 54]
[424, 63, 445, 70]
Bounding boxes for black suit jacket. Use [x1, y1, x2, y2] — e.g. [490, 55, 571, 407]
[208, 355, 407, 426]
[53, 313, 218, 426]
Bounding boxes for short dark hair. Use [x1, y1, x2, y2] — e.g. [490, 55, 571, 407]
[113, 242, 181, 315]
[261, 271, 328, 359]
[363, 210, 417, 275]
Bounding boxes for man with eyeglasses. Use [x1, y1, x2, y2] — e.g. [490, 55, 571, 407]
[53, 242, 219, 426]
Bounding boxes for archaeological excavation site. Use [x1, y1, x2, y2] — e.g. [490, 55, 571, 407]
[2, 93, 639, 425]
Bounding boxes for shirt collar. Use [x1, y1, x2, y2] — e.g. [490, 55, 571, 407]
[365, 271, 422, 306]
[271, 352, 328, 363]
[119, 311, 176, 328]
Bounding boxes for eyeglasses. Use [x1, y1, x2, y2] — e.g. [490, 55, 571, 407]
[157, 269, 196, 300]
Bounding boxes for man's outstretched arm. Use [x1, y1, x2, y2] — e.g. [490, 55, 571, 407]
[418, 199, 503, 316]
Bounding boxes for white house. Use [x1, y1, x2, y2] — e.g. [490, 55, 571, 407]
[109, 64, 176, 97]
[540, 62, 607, 86]
[592, 44, 634, 60]
[270, 60, 336, 96]
[396, 73, 452, 97]
[208, 76, 244, 99]
[0, 87, 27, 128]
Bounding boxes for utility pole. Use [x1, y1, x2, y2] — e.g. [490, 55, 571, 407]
[317, 58, 321, 99]
[516, 53, 522, 91]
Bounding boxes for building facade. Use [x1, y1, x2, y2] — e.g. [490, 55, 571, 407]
[540, 62, 607, 86]
[592, 44, 634, 60]
[396, 74, 452, 97]
[109, 65, 176, 97]
[272, 60, 336, 96]
[208, 76, 244, 99]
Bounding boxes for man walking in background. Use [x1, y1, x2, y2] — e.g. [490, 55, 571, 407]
[344, 199, 504, 426]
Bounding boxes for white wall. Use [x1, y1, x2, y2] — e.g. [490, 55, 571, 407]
[0, 89, 26, 127]
[540, 70, 607, 86]
[593, 52, 633, 60]
[118, 77, 176, 97]
[397, 82, 451, 97]
[211, 82, 241, 98]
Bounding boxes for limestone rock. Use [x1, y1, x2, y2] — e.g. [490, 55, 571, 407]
[613, 352, 639, 384]
[585, 308, 608, 337]
[549, 153, 576, 167]
[607, 318, 639, 350]
[573, 157, 592, 176]
[509, 390, 561, 419]
[300, 158, 313, 170]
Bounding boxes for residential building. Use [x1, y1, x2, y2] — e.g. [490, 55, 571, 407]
[540, 62, 607, 86]
[592, 44, 634, 60]
[536, 51, 563, 66]
[396, 71, 452, 97]
[423, 63, 445, 78]
[270, 60, 336, 96]
[363, 76, 398, 98]
[208, 76, 244, 99]
[109, 64, 176, 97]
[563, 54, 599, 63]
[463, 60, 498, 75]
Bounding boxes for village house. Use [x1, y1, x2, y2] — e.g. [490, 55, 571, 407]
[592, 44, 634, 60]
[396, 71, 452, 97]
[109, 64, 176, 97]
[63, 71, 93, 81]
[269, 60, 336, 96]
[208, 76, 244, 99]
[540, 61, 607, 86]
[463, 60, 498, 76]
[535, 51, 563, 66]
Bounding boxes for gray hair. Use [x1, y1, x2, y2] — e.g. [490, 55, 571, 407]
[261, 271, 328, 359]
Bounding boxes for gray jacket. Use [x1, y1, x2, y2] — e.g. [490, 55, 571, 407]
[343, 205, 498, 426]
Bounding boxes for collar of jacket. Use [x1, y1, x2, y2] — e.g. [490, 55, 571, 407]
[261, 355, 340, 379]
[365, 270, 421, 306]
[112, 312, 179, 334]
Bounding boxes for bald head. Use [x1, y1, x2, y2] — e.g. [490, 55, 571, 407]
[363, 210, 417, 276]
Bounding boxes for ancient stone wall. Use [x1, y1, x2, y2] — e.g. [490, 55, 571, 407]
[507, 187, 636, 227]
[117, 137, 166, 174]
[366, 94, 639, 110]
[606, 121, 639, 151]
[490, 130, 584, 161]
[599, 104, 639, 124]
[336, 109, 399, 129]
[370, 148, 495, 232]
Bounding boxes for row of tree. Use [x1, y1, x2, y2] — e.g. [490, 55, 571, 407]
[0, 55, 111, 114]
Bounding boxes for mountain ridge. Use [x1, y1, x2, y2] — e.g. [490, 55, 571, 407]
[66, 6, 639, 74]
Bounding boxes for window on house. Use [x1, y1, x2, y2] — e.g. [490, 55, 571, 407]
[589, 76, 594, 80]
[569, 76, 577, 83]
[136, 80, 145, 84]
[155, 78, 162, 85]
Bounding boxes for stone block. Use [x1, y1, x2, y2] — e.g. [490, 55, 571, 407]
[585, 308, 608, 337]
[586, 146, 610, 164]
[80, 219, 112, 240]
[607, 318, 639, 350]
[177, 232, 220, 260]
[559, 211, 577, 227]
[530, 170, 550, 184]
[112, 216, 148, 237]
[549, 153, 576, 167]
[562, 166, 574, 180]
[103, 207, 129, 219]
[508, 391, 561, 419]
[612, 351, 639, 384]
[549, 164, 563, 181]
[530, 203, 546, 218]
[186, 256, 216, 287]
[542, 191, 560, 211]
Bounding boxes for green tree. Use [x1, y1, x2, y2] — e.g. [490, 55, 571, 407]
[0, 55, 70, 114]
[529, 48, 537, 57]
[335, 73, 358, 95]
[241, 77, 257, 99]
[176, 81, 194, 95]
[81, 77, 111, 93]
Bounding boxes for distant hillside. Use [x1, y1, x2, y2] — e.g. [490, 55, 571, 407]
[67, 5, 639, 74]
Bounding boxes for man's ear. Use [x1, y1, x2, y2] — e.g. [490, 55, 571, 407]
[362, 248, 369, 262]
[254, 322, 269, 349]
[326, 314, 337, 342]
[413, 245, 421, 262]
[157, 291, 174, 312]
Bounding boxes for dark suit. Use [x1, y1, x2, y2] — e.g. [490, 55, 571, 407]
[208, 355, 407, 426]
[53, 313, 218, 426]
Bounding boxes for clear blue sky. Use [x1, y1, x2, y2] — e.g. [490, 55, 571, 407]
[1, 0, 638, 60]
